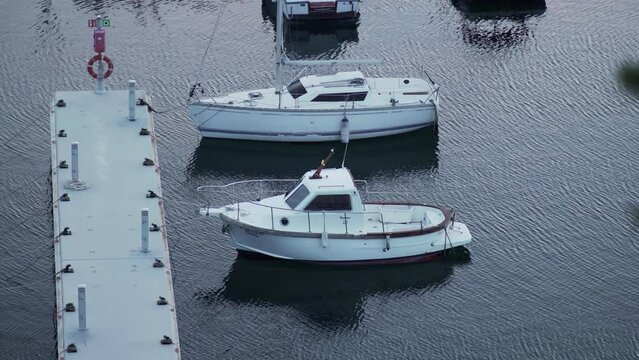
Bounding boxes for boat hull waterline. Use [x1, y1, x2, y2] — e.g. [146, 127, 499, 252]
[189, 103, 438, 142]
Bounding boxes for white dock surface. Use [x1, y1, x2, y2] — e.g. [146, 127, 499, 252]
[50, 89, 180, 359]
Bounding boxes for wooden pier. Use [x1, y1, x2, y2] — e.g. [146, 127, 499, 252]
[50, 86, 180, 359]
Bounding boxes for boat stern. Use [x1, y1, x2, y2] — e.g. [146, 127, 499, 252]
[446, 222, 472, 248]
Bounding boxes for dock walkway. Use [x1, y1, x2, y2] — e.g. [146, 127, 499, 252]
[50, 88, 180, 359]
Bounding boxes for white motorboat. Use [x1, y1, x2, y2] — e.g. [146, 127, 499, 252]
[263, 0, 361, 22]
[199, 151, 471, 265]
[188, 0, 440, 142]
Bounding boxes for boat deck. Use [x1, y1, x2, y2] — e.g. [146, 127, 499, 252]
[50, 89, 180, 359]
[196, 76, 435, 110]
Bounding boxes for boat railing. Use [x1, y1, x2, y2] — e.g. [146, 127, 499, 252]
[232, 201, 398, 235]
[208, 93, 434, 110]
[197, 179, 299, 202]
[197, 179, 435, 206]
[197, 178, 369, 202]
[197, 180, 440, 235]
[207, 200, 436, 236]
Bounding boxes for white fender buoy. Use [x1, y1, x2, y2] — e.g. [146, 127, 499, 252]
[340, 117, 350, 144]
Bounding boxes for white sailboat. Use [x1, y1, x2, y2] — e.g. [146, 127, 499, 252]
[188, 0, 440, 142]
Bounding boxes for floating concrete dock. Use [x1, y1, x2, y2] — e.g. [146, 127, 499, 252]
[50, 86, 180, 359]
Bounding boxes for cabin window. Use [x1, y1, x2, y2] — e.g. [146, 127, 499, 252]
[285, 184, 310, 209]
[287, 80, 307, 99]
[305, 195, 352, 211]
[311, 92, 368, 102]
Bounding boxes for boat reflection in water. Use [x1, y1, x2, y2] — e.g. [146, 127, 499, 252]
[195, 256, 464, 329]
[452, 0, 546, 48]
[188, 128, 439, 179]
[261, 3, 359, 59]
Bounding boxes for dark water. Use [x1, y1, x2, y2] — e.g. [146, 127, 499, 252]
[1, 0, 638, 358]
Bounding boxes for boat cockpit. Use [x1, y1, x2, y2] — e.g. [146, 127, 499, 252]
[286, 72, 369, 102]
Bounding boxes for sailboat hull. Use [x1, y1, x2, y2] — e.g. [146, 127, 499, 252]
[189, 103, 438, 142]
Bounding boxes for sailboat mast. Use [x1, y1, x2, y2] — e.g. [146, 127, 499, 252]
[275, 0, 284, 97]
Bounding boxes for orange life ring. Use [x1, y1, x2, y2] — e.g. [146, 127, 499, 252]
[87, 54, 113, 79]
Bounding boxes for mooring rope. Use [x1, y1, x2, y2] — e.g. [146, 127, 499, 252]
[193, 0, 228, 98]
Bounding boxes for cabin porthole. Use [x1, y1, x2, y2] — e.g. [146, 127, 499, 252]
[403, 79, 410, 84]
[280, 217, 289, 226]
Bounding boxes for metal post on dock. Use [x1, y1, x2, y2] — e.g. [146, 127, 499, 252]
[95, 16, 106, 95]
[128, 80, 136, 121]
[64, 141, 89, 190]
[78, 284, 87, 330]
[141, 208, 149, 252]
[71, 142, 79, 182]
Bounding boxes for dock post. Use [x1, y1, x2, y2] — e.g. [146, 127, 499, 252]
[141, 208, 149, 252]
[71, 142, 79, 182]
[128, 80, 136, 121]
[96, 76, 106, 95]
[78, 284, 87, 330]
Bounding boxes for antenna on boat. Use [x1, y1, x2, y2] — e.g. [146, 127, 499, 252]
[311, 149, 334, 179]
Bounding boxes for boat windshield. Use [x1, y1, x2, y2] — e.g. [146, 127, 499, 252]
[287, 79, 307, 99]
[284, 177, 304, 197]
[285, 184, 310, 209]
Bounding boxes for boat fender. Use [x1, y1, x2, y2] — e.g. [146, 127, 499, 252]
[340, 117, 350, 144]
[221, 224, 229, 234]
[383, 235, 390, 252]
[87, 54, 114, 79]
[321, 231, 328, 248]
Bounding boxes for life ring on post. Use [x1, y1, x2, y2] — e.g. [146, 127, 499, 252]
[87, 54, 114, 79]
